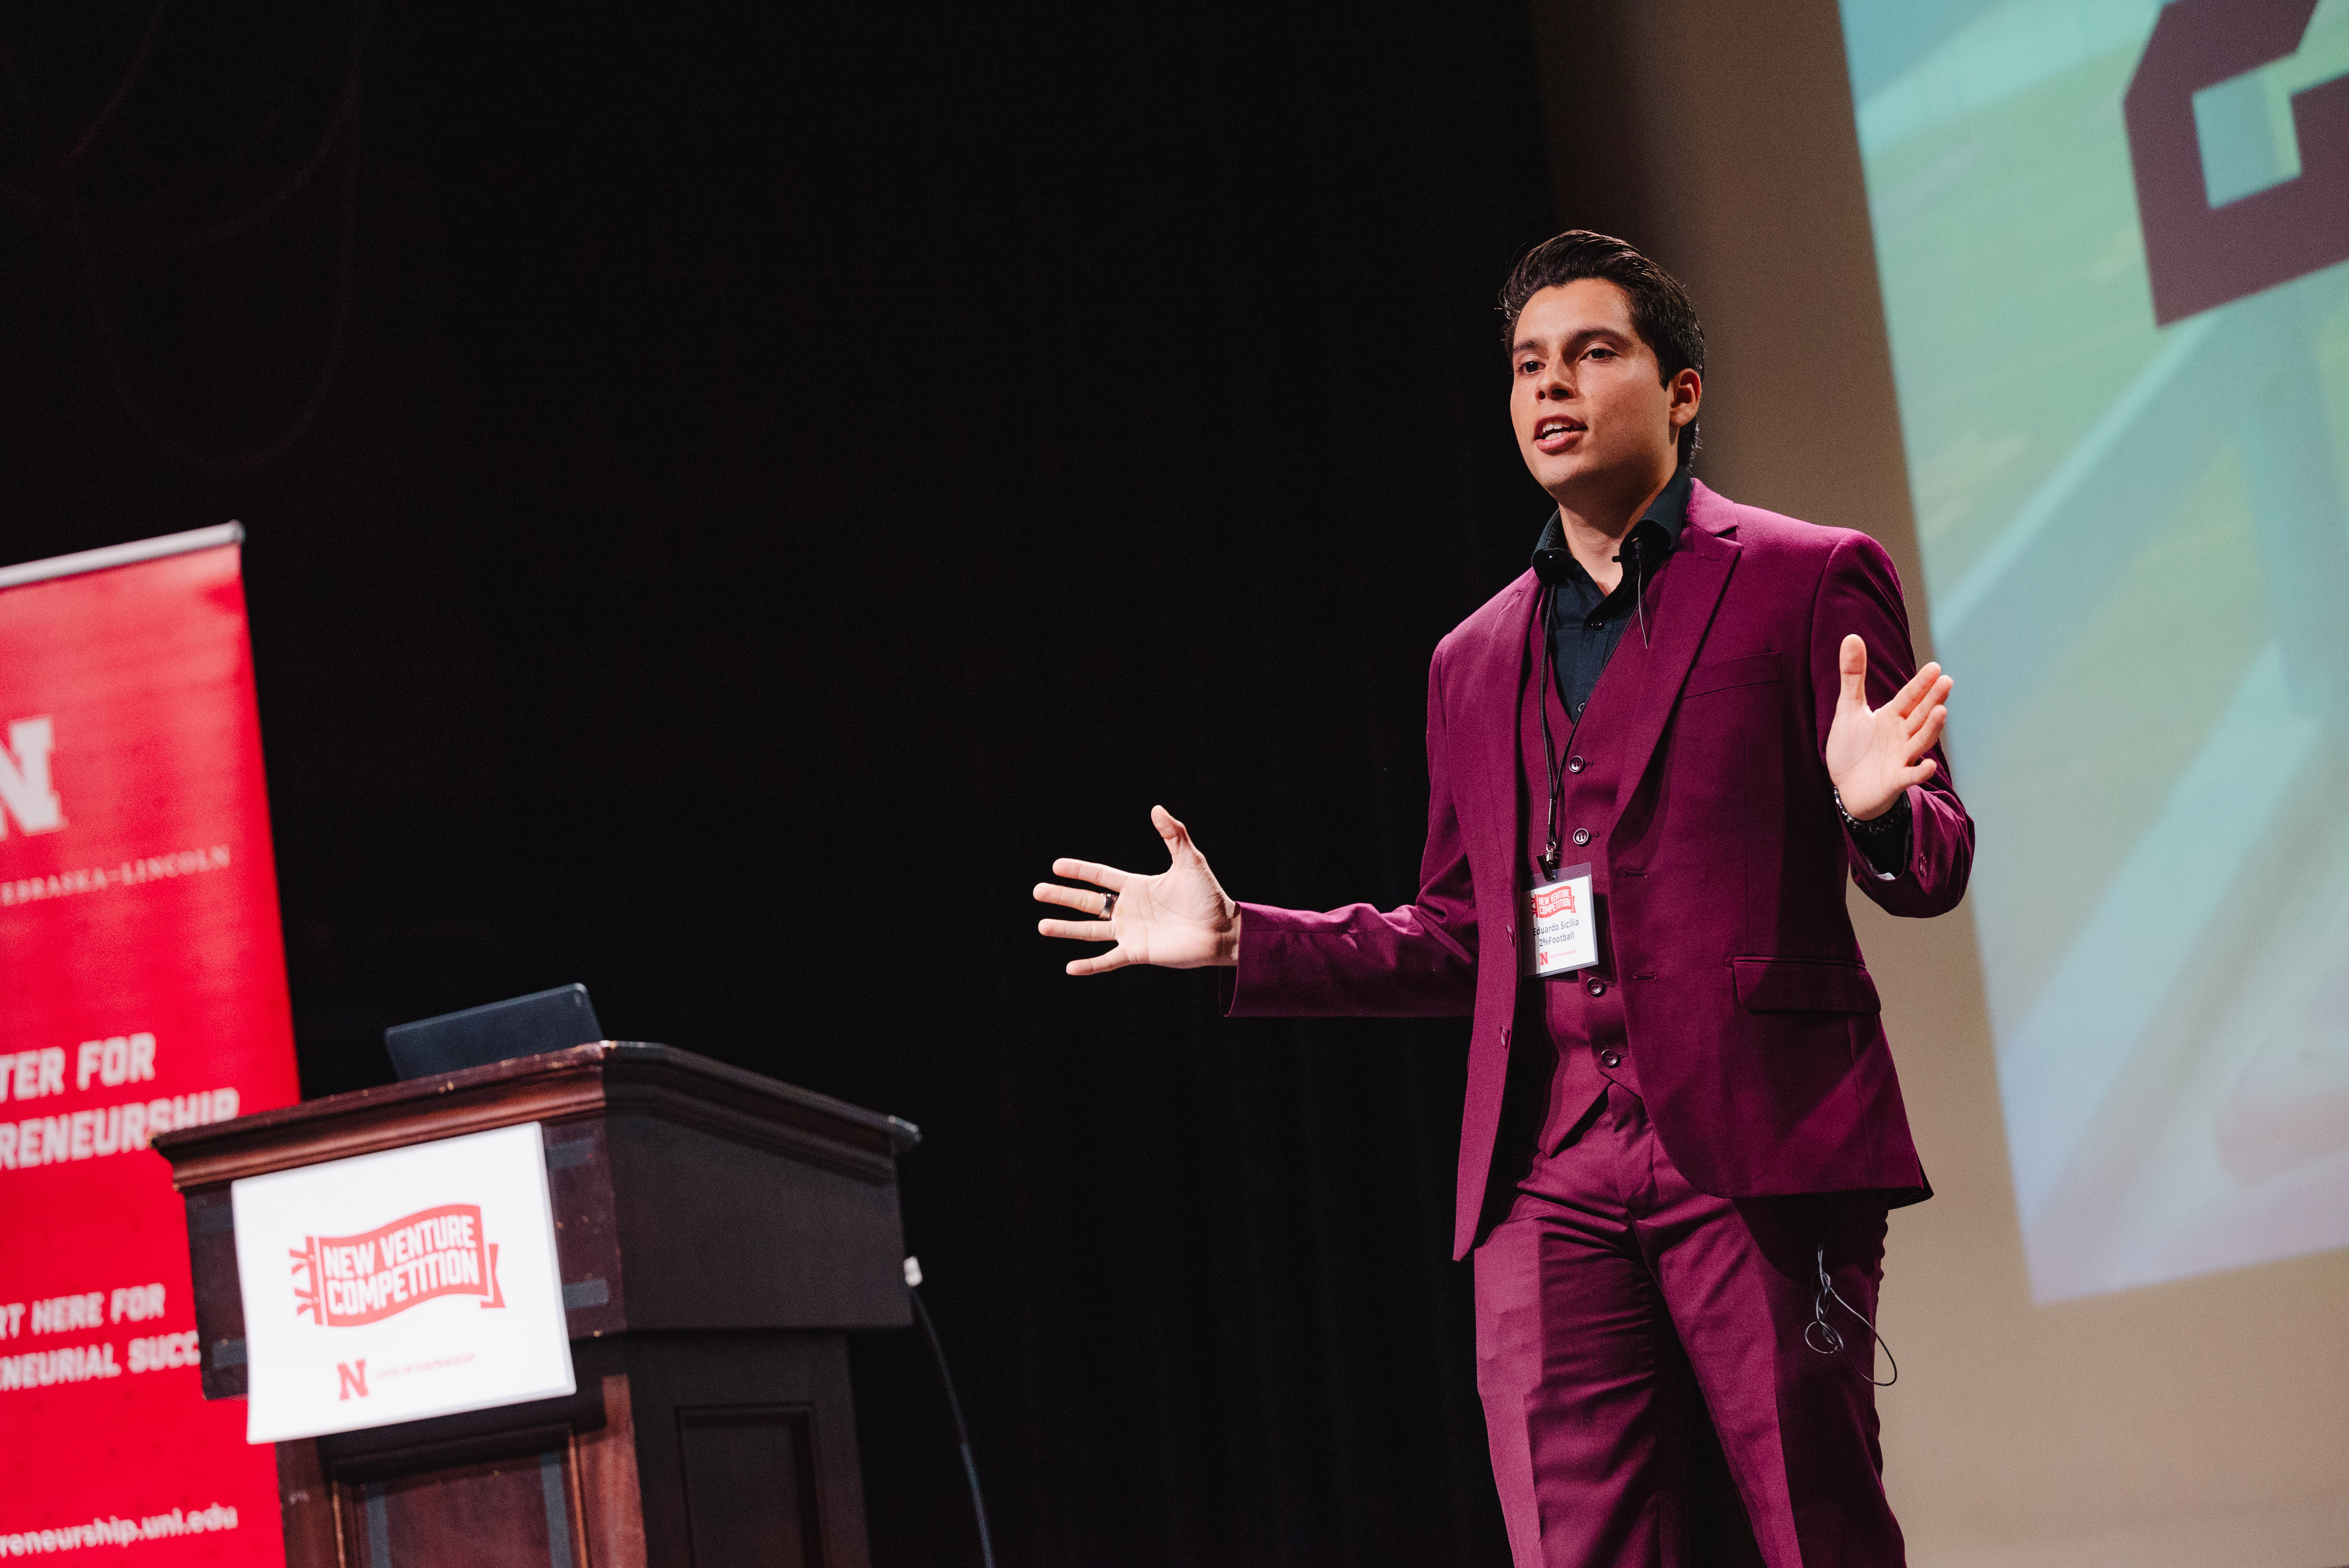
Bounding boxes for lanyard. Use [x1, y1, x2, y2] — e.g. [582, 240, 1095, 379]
[1534, 531, 1650, 881]
[1534, 581, 1584, 882]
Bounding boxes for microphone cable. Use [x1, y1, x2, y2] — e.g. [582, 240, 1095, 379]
[1804, 1243, 1898, 1388]
[904, 1257, 998, 1568]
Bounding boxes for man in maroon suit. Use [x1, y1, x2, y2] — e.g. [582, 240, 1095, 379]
[1035, 231, 1969, 1567]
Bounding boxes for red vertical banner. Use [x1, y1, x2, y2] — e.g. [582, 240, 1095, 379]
[0, 527, 299, 1562]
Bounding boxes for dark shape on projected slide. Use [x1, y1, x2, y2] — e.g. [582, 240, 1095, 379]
[2125, 0, 2349, 325]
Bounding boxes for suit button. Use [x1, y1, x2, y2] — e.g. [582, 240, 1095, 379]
[1601, 1049, 1623, 1068]
[1567, 755, 1586, 774]
[1586, 978, 1607, 997]
[1571, 827, 1591, 846]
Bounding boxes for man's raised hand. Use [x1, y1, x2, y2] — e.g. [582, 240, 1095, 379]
[1823, 633, 1952, 821]
[1034, 805, 1241, 975]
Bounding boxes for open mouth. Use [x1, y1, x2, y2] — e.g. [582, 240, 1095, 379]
[1533, 416, 1584, 453]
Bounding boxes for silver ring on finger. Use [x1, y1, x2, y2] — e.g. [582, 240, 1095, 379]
[1100, 891, 1118, 919]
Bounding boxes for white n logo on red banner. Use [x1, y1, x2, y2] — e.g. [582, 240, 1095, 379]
[0, 717, 62, 837]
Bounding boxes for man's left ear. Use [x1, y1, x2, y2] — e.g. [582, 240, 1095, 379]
[1669, 367, 1702, 428]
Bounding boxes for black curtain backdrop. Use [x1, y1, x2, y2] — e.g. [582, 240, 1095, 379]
[2, 3, 1563, 1561]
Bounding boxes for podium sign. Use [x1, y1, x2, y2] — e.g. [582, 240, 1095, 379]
[233, 1123, 574, 1443]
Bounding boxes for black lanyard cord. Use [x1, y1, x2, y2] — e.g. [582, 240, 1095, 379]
[1535, 582, 1590, 882]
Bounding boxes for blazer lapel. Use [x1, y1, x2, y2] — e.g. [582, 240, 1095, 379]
[1609, 501, 1740, 821]
[1447, 574, 1536, 886]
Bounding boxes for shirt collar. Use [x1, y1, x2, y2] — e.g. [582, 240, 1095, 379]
[1530, 464, 1692, 586]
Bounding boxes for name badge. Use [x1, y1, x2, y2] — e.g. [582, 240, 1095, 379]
[1522, 862, 1596, 977]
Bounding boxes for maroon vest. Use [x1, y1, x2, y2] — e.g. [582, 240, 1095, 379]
[1511, 587, 1643, 1183]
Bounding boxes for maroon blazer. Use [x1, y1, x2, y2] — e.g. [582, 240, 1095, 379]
[1227, 481, 1972, 1259]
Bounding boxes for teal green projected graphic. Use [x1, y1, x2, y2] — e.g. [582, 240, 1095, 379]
[1842, 0, 2349, 1300]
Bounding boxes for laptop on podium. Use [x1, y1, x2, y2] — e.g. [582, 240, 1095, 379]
[384, 983, 604, 1080]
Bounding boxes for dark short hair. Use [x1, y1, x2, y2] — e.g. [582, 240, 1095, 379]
[1500, 231, 1705, 466]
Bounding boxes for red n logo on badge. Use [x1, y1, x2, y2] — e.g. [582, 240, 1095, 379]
[337, 1360, 369, 1401]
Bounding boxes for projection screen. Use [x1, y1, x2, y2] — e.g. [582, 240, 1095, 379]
[1839, 0, 2349, 1302]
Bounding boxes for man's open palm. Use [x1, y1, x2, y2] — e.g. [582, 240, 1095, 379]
[1824, 633, 1952, 821]
[1034, 805, 1240, 975]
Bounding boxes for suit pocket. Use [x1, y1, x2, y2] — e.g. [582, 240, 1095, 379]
[1731, 956, 1880, 1014]
[1682, 652, 1781, 697]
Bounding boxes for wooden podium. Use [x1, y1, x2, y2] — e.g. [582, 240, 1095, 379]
[153, 1042, 919, 1568]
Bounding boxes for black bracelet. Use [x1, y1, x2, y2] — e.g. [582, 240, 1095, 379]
[1834, 786, 1909, 837]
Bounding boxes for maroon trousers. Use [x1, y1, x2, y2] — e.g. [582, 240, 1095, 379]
[1473, 1082, 1903, 1568]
